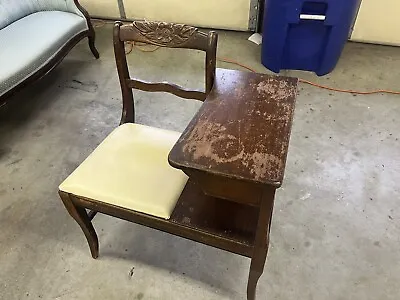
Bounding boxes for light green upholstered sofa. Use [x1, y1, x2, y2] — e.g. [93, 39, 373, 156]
[0, 0, 99, 106]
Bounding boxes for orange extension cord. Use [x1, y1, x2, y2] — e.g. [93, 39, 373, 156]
[92, 20, 400, 96]
[297, 78, 400, 95]
[217, 58, 400, 95]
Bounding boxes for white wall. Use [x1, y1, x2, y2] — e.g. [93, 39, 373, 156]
[79, 0, 400, 45]
[80, 0, 251, 31]
[351, 0, 400, 46]
[80, 0, 120, 18]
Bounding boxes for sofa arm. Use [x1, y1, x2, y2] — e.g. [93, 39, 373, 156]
[0, 0, 91, 30]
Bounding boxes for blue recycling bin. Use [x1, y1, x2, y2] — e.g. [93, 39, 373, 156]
[261, 0, 360, 76]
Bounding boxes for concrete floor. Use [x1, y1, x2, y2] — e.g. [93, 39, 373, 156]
[1, 24, 399, 300]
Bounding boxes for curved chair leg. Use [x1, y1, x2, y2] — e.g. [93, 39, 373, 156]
[88, 34, 100, 59]
[247, 247, 268, 300]
[247, 188, 276, 300]
[59, 191, 99, 258]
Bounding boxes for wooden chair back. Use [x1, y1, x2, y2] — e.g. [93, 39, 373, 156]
[113, 21, 218, 123]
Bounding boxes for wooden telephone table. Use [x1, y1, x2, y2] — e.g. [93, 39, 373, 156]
[59, 21, 298, 300]
[168, 69, 298, 299]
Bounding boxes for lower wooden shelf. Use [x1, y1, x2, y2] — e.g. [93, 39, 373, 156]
[170, 180, 259, 256]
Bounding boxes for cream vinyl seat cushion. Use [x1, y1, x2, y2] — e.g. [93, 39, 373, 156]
[59, 123, 188, 219]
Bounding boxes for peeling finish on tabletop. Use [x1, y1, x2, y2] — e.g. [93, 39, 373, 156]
[169, 68, 298, 186]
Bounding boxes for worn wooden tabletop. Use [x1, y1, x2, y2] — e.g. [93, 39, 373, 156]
[169, 68, 298, 187]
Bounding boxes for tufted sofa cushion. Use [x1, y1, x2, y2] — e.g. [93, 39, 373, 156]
[0, 0, 84, 30]
[0, 11, 88, 97]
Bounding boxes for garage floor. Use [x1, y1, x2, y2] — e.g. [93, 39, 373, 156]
[0, 24, 399, 300]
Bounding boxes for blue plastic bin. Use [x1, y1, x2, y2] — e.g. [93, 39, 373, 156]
[261, 0, 360, 76]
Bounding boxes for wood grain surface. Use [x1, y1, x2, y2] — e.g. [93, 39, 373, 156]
[169, 68, 298, 186]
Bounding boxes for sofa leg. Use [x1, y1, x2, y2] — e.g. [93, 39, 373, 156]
[88, 34, 100, 59]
